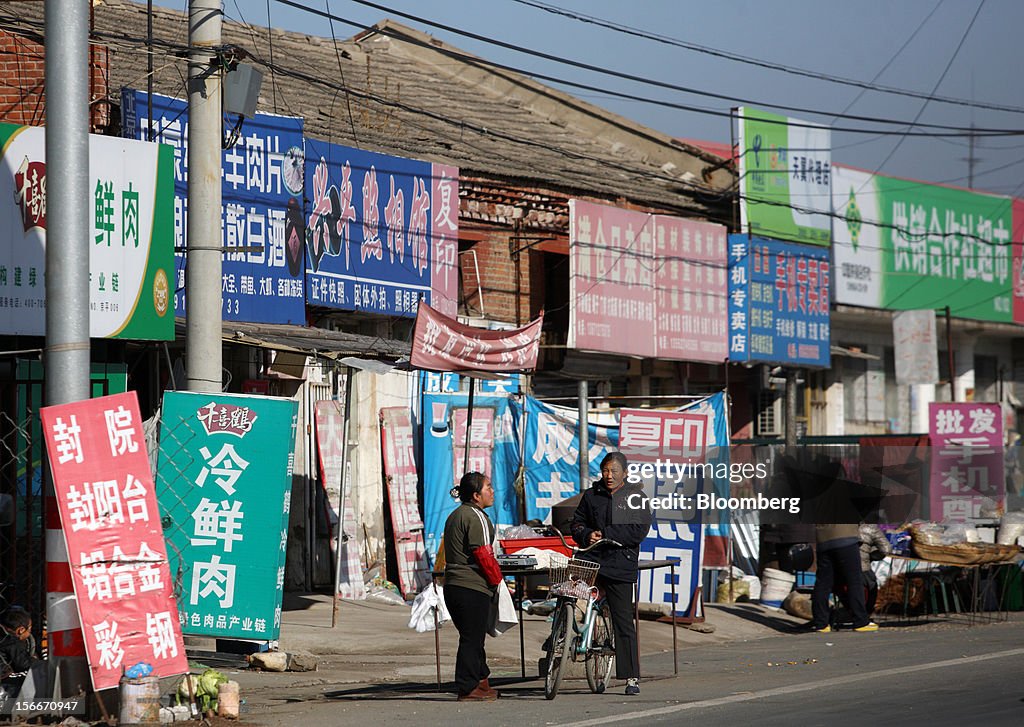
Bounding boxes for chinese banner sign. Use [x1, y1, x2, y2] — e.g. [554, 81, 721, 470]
[569, 200, 729, 360]
[422, 393, 519, 564]
[379, 407, 429, 596]
[303, 137, 458, 318]
[736, 107, 831, 245]
[569, 199, 657, 358]
[655, 216, 729, 362]
[315, 401, 365, 600]
[1012, 198, 1024, 324]
[41, 392, 187, 691]
[833, 163, 1016, 323]
[410, 300, 542, 372]
[620, 408, 708, 619]
[892, 310, 939, 386]
[928, 402, 1005, 522]
[157, 392, 298, 639]
[727, 234, 831, 367]
[0, 122, 174, 339]
[121, 89, 306, 324]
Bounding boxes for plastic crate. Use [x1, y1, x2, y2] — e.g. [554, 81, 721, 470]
[499, 536, 573, 557]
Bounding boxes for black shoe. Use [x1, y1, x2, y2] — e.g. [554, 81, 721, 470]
[625, 678, 640, 695]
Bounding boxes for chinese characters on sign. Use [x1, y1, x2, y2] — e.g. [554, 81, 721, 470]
[121, 89, 306, 324]
[157, 392, 298, 639]
[737, 107, 831, 246]
[727, 235, 831, 367]
[41, 392, 187, 691]
[303, 138, 458, 318]
[379, 408, 429, 596]
[410, 300, 542, 372]
[569, 200, 729, 360]
[655, 216, 728, 362]
[928, 402, 1005, 522]
[0, 122, 174, 339]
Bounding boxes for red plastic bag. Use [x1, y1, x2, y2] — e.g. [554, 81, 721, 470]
[472, 545, 504, 587]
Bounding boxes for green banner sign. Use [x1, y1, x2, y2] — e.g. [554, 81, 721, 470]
[736, 107, 832, 246]
[157, 391, 297, 640]
[833, 164, 1013, 322]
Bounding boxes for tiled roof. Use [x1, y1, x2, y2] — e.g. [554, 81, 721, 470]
[0, 0, 733, 220]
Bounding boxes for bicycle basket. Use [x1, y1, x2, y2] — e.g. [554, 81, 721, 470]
[548, 555, 600, 598]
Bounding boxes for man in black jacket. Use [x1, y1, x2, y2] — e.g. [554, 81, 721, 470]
[571, 451, 652, 695]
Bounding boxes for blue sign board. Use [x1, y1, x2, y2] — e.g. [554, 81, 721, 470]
[121, 89, 306, 324]
[727, 234, 831, 367]
[420, 371, 521, 395]
[303, 137, 458, 317]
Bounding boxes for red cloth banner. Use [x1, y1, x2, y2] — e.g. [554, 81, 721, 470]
[410, 300, 542, 372]
[40, 391, 188, 691]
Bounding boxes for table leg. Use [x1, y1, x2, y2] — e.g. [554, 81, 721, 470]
[517, 575, 526, 679]
[433, 582, 441, 692]
[671, 563, 677, 676]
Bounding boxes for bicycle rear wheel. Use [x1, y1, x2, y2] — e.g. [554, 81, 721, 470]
[544, 601, 574, 700]
[585, 604, 614, 694]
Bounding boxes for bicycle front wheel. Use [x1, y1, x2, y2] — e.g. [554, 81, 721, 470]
[585, 603, 615, 694]
[544, 601, 574, 700]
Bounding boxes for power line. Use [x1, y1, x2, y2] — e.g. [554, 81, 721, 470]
[269, 0, 1024, 136]
[511, 0, 1024, 117]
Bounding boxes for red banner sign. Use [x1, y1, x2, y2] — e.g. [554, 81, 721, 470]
[41, 391, 187, 691]
[410, 300, 542, 372]
[380, 407, 429, 596]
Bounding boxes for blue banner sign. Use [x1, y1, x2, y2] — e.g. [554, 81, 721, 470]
[727, 234, 831, 367]
[121, 89, 306, 324]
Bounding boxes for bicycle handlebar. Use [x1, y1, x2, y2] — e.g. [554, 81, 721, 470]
[574, 538, 623, 554]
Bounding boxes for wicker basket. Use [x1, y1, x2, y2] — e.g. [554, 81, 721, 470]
[910, 540, 1020, 565]
[548, 554, 600, 598]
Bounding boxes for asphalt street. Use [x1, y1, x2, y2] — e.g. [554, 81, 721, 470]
[240, 617, 1024, 726]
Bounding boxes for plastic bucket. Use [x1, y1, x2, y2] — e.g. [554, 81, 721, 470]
[760, 567, 796, 607]
[119, 675, 161, 724]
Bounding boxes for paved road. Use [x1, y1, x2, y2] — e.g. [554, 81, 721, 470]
[241, 619, 1024, 726]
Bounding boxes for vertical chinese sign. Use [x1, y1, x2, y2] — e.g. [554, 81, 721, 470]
[727, 234, 831, 367]
[619, 408, 709, 618]
[928, 402, 1005, 521]
[157, 392, 298, 639]
[379, 407, 429, 597]
[654, 216, 729, 362]
[41, 392, 187, 691]
[315, 401, 365, 600]
[736, 107, 831, 245]
[121, 89, 306, 324]
[303, 137, 458, 318]
[0, 122, 174, 339]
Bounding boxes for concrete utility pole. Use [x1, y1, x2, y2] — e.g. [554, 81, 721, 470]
[186, 0, 223, 392]
[44, 0, 91, 698]
[784, 369, 798, 452]
[578, 380, 589, 486]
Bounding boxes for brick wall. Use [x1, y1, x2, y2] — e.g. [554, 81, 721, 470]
[460, 230, 544, 325]
[0, 29, 110, 130]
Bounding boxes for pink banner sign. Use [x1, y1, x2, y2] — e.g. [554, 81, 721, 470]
[655, 216, 728, 362]
[431, 164, 459, 318]
[1013, 198, 1024, 325]
[928, 402, 1005, 522]
[569, 200, 657, 357]
[41, 391, 188, 691]
[380, 407, 429, 596]
[410, 300, 542, 372]
[315, 401, 365, 599]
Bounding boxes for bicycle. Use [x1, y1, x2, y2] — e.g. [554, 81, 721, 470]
[541, 538, 621, 700]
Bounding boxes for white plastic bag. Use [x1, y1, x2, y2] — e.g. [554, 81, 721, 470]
[408, 583, 451, 633]
[488, 584, 518, 637]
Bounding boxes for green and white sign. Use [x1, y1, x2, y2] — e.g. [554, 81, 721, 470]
[737, 107, 831, 246]
[157, 391, 298, 640]
[0, 122, 174, 339]
[833, 163, 1013, 322]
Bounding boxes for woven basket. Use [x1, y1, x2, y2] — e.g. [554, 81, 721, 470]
[910, 540, 1020, 565]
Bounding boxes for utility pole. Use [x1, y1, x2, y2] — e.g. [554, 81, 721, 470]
[186, 0, 223, 392]
[784, 369, 798, 452]
[44, 0, 91, 699]
[578, 380, 589, 488]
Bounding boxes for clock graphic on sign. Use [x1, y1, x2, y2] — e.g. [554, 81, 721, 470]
[283, 145, 304, 197]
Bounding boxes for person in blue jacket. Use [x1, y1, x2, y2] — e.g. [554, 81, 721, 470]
[571, 451, 652, 695]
